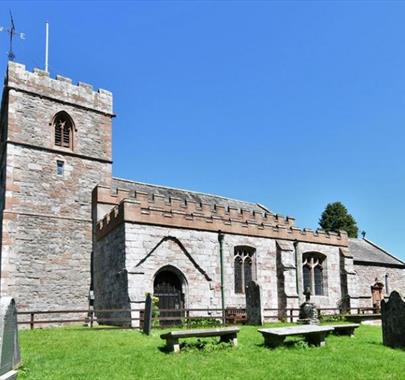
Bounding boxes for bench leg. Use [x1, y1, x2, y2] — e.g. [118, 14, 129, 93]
[167, 337, 180, 353]
[305, 332, 327, 347]
[220, 333, 238, 346]
[263, 335, 285, 348]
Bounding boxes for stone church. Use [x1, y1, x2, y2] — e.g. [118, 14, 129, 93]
[0, 61, 404, 325]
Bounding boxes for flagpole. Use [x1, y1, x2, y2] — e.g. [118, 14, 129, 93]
[45, 22, 49, 72]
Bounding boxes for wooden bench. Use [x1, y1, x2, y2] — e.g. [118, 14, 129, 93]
[225, 308, 247, 324]
[258, 325, 334, 348]
[160, 327, 240, 353]
[330, 323, 360, 337]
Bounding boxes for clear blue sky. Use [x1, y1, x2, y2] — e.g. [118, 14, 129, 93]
[1, 1, 404, 259]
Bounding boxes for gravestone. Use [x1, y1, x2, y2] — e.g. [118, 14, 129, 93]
[143, 293, 153, 335]
[297, 287, 319, 325]
[381, 291, 405, 349]
[245, 281, 263, 325]
[0, 297, 20, 380]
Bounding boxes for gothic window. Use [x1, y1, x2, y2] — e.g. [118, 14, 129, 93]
[302, 252, 326, 296]
[234, 246, 256, 294]
[53, 111, 74, 149]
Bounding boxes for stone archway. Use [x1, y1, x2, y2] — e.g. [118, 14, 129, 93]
[153, 266, 186, 326]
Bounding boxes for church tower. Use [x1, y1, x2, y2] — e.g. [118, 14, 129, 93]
[0, 62, 113, 311]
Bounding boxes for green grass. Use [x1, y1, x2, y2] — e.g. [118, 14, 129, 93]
[18, 324, 404, 380]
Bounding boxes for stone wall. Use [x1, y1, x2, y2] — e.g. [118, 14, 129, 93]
[93, 223, 130, 325]
[354, 264, 405, 308]
[94, 220, 348, 326]
[3, 213, 92, 310]
[295, 242, 342, 308]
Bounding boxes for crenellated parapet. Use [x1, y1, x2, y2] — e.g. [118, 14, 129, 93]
[5, 62, 113, 115]
[94, 186, 348, 247]
[93, 185, 295, 229]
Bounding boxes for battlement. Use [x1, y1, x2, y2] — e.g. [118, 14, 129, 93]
[94, 185, 348, 246]
[93, 185, 295, 228]
[5, 62, 113, 115]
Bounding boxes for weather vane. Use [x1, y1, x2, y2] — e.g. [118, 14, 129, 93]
[0, 11, 25, 61]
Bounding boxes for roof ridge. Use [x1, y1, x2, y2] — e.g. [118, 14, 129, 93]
[362, 238, 405, 265]
[112, 176, 261, 208]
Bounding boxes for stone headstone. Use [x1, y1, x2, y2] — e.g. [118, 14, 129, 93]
[0, 297, 20, 380]
[143, 293, 153, 335]
[381, 291, 405, 349]
[245, 281, 263, 325]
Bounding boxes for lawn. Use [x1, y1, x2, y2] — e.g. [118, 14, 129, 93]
[18, 323, 403, 380]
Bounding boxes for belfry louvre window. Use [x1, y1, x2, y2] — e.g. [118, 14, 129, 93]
[234, 246, 256, 294]
[53, 112, 74, 149]
[302, 252, 326, 296]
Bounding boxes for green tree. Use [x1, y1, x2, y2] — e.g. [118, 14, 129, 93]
[319, 202, 358, 238]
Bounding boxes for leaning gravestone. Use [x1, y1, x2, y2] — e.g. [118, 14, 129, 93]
[381, 291, 405, 349]
[0, 297, 21, 380]
[245, 281, 263, 325]
[143, 293, 153, 335]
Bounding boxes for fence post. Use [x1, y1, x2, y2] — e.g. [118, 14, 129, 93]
[289, 309, 293, 323]
[90, 310, 94, 328]
[30, 313, 34, 330]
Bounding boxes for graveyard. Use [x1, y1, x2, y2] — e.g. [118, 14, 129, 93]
[16, 324, 404, 379]
[10, 291, 404, 379]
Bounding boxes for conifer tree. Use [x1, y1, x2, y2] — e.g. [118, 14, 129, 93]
[319, 202, 358, 238]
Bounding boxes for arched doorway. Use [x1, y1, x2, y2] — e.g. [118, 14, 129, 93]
[154, 268, 185, 326]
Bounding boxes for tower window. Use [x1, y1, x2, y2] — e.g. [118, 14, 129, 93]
[53, 111, 74, 149]
[56, 160, 64, 176]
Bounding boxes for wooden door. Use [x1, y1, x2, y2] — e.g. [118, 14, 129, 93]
[371, 281, 384, 312]
[154, 271, 184, 326]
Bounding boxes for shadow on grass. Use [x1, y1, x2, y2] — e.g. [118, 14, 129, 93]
[159, 339, 235, 354]
[62, 326, 135, 332]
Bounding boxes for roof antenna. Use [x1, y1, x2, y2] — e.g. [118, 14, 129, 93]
[0, 11, 25, 61]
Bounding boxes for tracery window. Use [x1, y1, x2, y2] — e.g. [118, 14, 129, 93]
[234, 246, 256, 294]
[53, 111, 74, 149]
[302, 252, 326, 296]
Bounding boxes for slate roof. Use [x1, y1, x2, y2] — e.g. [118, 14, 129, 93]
[349, 238, 405, 267]
[112, 177, 269, 214]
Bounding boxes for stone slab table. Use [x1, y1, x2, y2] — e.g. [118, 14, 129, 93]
[258, 325, 334, 348]
[160, 327, 240, 353]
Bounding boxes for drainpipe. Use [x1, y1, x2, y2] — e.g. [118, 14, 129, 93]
[294, 240, 301, 303]
[218, 231, 225, 324]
